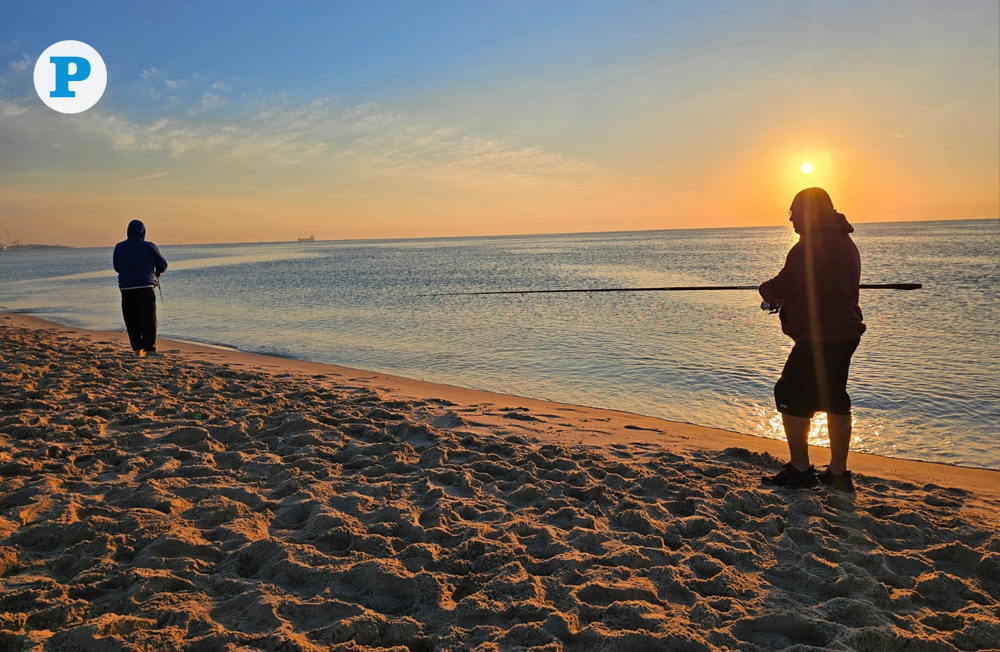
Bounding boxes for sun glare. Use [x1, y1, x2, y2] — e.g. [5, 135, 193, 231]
[800, 162, 813, 174]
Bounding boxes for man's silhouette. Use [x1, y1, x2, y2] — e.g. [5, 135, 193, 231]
[759, 188, 865, 492]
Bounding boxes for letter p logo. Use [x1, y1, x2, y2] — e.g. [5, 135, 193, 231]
[34, 41, 107, 114]
[49, 56, 92, 97]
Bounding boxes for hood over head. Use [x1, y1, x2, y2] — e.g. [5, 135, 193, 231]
[127, 220, 146, 240]
[790, 187, 853, 235]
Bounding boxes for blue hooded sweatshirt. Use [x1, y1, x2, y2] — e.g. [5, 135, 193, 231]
[113, 220, 168, 290]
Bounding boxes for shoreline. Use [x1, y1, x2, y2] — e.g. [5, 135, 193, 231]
[110, 337, 1000, 474]
[5, 311, 998, 512]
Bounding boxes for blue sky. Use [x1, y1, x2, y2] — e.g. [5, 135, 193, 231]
[4, 3, 750, 103]
[1, 1, 997, 245]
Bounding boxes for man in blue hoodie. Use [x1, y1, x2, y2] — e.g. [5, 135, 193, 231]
[113, 220, 168, 357]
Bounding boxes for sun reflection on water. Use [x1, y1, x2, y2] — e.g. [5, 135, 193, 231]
[807, 413, 831, 447]
[749, 402, 869, 451]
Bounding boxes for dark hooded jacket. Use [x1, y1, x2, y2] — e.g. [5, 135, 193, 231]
[113, 220, 168, 290]
[759, 212, 866, 342]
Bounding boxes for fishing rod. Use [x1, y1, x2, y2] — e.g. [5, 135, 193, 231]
[420, 283, 921, 298]
[155, 274, 164, 303]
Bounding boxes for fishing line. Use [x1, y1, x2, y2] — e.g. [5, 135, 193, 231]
[419, 283, 921, 298]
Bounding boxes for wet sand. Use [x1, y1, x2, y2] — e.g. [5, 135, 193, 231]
[1, 313, 997, 651]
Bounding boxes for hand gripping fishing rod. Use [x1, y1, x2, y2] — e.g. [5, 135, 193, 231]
[420, 283, 921, 298]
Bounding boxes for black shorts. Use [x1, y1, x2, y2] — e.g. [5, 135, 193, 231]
[774, 339, 860, 419]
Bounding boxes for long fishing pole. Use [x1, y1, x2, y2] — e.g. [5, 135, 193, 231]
[420, 283, 921, 297]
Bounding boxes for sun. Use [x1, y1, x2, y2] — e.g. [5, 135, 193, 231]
[800, 162, 814, 174]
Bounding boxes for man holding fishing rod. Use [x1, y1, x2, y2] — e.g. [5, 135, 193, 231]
[113, 219, 168, 358]
[425, 188, 916, 492]
[759, 188, 865, 492]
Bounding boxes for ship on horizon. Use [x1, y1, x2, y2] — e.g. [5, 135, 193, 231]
[297, 235, 316, 242]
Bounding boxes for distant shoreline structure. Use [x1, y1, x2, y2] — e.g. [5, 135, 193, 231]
[1, 243, 72, 252]
[297, 235, 316, 243]
[2, 229, 71, 251]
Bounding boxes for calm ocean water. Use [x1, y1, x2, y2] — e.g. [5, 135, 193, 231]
[1, 220, 997, 469]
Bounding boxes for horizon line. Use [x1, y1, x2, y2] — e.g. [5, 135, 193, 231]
[4, 216, 997, 250]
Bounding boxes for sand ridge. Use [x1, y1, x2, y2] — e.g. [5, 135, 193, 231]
[1, 320, 998, 651]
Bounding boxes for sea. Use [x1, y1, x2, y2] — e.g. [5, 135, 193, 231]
[1, 219, 997, 470]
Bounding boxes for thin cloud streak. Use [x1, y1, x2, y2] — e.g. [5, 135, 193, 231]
[120, 171, 170, 184]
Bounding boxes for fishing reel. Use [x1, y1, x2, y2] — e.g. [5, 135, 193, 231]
[760, 300, 782, 314]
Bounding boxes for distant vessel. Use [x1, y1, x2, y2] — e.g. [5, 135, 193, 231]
[297, 235, 316, 242]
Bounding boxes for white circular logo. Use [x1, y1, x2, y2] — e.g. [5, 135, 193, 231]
[33, 41, 107, 114]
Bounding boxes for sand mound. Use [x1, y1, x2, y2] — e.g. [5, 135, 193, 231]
[1, 321, 997, 651]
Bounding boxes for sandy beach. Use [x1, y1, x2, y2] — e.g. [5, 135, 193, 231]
[1, 313, 997, 652]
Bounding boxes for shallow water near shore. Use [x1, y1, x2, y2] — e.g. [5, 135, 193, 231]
[1, 219, 997, 469]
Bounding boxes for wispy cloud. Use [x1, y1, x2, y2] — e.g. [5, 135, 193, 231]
[136, 71, 236, 115]
[187, 91, 229, 115]
[84, 97, 609, 188]
[138, 67, 190, 100]
[2, 90, 637, 197]
[138, 67, 165, 99]
[8, 54, 34, 73]
[187, 80, 233, 115]
[0, 98, 28, 118]
[121, 171, 170, 184]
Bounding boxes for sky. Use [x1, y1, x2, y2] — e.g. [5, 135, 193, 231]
[1, 0, 998, 246]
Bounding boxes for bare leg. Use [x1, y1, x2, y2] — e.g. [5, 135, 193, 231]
[827, 413, 852, 475]
[782, 414, 812, 471]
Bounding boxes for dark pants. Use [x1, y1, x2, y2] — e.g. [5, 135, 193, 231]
[774, 338, 861, 418]
[121, 288, 157, 352]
